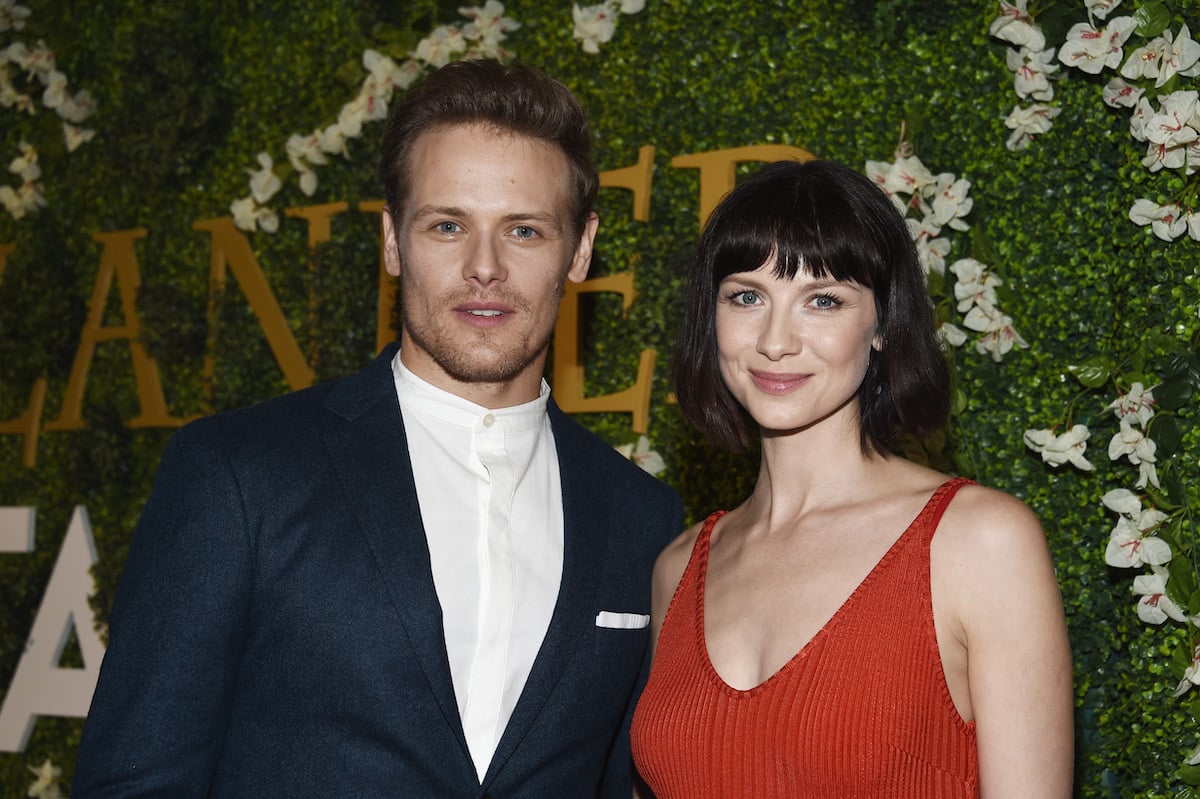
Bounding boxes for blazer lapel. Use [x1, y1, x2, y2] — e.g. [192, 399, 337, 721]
[482, 401, 608, 784]
[319, 344, 472, 763]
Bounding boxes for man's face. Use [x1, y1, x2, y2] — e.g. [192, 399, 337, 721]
[384, 123, 597, 408]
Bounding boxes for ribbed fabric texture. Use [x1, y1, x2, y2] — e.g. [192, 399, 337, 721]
[631, 478, 978, 799]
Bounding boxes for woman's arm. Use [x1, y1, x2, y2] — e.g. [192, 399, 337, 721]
[944, 487, 1074, 798]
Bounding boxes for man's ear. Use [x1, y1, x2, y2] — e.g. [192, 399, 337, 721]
[566, 212, 600, 285]
[382, 209, 402, 277]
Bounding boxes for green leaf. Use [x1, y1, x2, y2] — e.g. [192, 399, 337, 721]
[1157, 375, 1195, 411]
[1067, 356, 1115, 388]
[1152, 413, 1184, 457]
[1188, 588, 1200, 618]
[1168, 556, 1199, 605]
[1133, 1, 1172, 38]
[1179, 765, 1200, 789]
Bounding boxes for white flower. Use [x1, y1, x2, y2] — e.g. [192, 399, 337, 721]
[1128, 96, 1155, 142]
[63, 121, 94, 152]
[0, 0, 31, 32]
[23, 40, 55, 78]
[929, 173, 973, 230]
[573, 3, 617, 54]
[1133, 565, 1186, 624]
[1101, 487, 1142, 515]
[1058, 16, 1137, 75]
[1084, 0, 1122, 20]
[286, 132, 327, 196]
[951, 258, 1001, 313]
[459, 1, 520, 47]
[1144, 90, 1199, 152]
[883, 155, 935, 197]
[246, 152, 282, 204]
[9, 140, 38, 181]
[1187, 208, 1200, 241]
[614, 435, 665, 476]
[974, 318, 1028, 361]
[989, 1, 1046, 51]
[1006, 46, 1059, 102]
[1023, 424, 1095, 470]
[938, 322, 968, 347]
[1158, 24, 1200, 87]
[415, 25, 468, 68]
[26, 758, 62, 799]
[1004, 103, 1061, 150]
[1107, 382, 1156, 426]
[1121, 34, 1168, 82]
[1102, 77, 1143, 108]
[230, 196, 279, 234]
[1129, 198, 1186, 240]
[1175, 645, 1200, 698]
[318, 122, 349, 158]
[0, 180, 41, 219]
[910, 222, 951, 276]
[1105, 512, 1171, 568]
[1108, 419, 1160, 488]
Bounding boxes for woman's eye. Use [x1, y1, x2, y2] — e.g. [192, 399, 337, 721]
[733, 290, 759, 305]
[813, 294, 840, 309]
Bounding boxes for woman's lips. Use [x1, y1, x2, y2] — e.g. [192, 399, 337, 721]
[749, 369, 810, 395]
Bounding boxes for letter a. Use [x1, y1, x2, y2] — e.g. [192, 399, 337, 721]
[0, 506, 106, 752]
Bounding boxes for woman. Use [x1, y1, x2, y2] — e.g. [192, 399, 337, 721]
[631, 159, 1073, 798]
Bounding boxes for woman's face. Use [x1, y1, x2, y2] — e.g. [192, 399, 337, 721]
[715, 261, 880, 437]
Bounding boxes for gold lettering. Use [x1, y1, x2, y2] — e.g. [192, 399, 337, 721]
[0, 242, 12, 283]
[599, 145, 656, 222]
[193, 217, 314, 395]
[552, 273, 656, 433]
[671, 144, 817, 227]
[0, 378, 46, 468]
[44, 229, 184, 431]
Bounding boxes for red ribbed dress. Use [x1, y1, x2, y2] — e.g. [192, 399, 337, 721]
[631, 478, 978, 798]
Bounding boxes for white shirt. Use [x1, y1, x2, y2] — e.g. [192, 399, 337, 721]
[392, 353, 564, 780]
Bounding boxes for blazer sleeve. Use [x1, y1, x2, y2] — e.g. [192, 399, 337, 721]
[73, 421, 254, 797]
[601, 485, 685, 797]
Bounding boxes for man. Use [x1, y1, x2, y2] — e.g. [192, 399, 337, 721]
[73, 59, 683, 798]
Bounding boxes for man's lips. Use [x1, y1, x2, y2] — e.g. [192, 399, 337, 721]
[455, 301, 515, 326]
[749, 369, 810, 394]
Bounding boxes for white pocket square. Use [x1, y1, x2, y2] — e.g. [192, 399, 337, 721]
[595, 611, 650, 629]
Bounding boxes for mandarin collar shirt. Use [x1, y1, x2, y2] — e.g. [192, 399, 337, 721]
[391, 353, 564, 781]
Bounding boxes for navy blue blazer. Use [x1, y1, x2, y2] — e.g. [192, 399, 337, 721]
[73, 343, 683, 798]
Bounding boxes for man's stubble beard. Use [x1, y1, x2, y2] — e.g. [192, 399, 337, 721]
[401, 281, 566, 385]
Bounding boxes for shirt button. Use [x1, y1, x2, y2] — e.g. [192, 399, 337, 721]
[482, 413, 496, 428]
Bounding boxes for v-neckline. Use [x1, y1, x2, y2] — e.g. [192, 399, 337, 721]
[696, 480, 955, 696]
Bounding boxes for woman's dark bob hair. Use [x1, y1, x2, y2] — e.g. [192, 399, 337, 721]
[672, 158, 951, 454]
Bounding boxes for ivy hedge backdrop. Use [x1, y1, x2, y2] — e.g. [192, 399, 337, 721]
[2, 0, 1199, 796]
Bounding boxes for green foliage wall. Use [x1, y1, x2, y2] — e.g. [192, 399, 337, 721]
[2, 0, 1198, 795]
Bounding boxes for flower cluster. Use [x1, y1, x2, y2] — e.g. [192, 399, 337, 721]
[614, 435, 665, 476]
[572, 0, 645, 54]
[1023, 350, 1200, 772]
[990, 0, 1200, 242]
[0, 0, 96, 221]
[232, 1, 520, 233]
[989, 0, 1063, 149]
[865, 149, 1027, 362]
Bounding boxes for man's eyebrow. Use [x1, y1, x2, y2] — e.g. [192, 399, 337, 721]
[410, 206, 565, 232]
